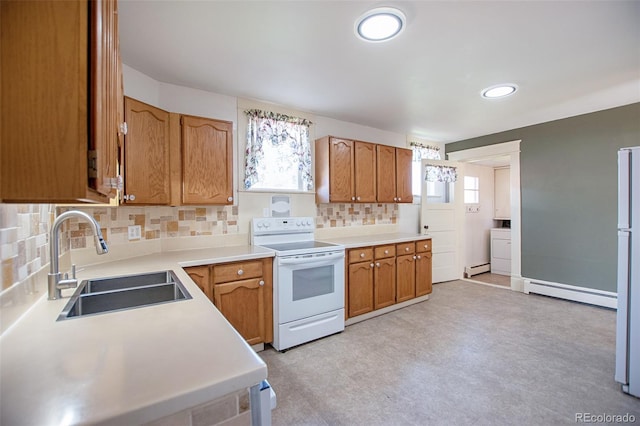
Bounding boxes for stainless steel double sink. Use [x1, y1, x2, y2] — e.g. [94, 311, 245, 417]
[58, 271, 192, 321]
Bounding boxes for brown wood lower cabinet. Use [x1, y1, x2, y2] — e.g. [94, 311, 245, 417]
[348, 248, 374, 317]
[346, 239, 432, 319]
[183, 257, 273, 345]
[415, 240, 433, 297]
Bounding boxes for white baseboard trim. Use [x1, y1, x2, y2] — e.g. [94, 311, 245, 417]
[523, 277, 617, 309]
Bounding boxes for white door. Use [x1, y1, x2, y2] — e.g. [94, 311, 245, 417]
[420, 159, 465, 283]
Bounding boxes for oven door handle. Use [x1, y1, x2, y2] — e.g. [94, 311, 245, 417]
[278, 252, 344, 266]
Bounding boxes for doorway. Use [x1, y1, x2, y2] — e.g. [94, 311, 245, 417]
[447, 140, 524, 292]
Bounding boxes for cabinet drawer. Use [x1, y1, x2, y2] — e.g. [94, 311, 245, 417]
[349, 248, 373, 263]
[213, 260, 263, 284]
[396, 242, 415, 255]
[415, 239, 432, 253]
[374, 245, 395, 259]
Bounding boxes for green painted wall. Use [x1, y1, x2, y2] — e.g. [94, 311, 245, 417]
[446, 103, 640, 292]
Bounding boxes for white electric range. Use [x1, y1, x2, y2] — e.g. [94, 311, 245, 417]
[251, 217, 345, 351]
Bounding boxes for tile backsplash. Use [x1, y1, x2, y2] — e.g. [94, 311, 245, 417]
[61, 205, 239, 249]
[0, 204, 53, 291]
[316, 203, 398, 228]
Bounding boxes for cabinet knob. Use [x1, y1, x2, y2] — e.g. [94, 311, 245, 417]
[417, 255, 421, 259]
[413, 255, 417, 260]
[398, 197, 401, 201]
[393, 197, 397, 201]
[352, 196, 356, 201]
[259, 280, 264, 286]
[227, 196, 233, 202]
[384, 250, 389, 254]
[375, 262, 380, 267]
[370, 263, 374, 268]
[424, 244, 429, 249]
[237, 269, 244, 276]
[123, 194, 135, 201]
[360, 253, 365, 258]
[405, 247, 409, 252]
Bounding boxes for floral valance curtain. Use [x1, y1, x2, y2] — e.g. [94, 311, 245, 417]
[244, 109, 313, 190]
[410, 141, 441, 161]
[425, 165, 458, 183]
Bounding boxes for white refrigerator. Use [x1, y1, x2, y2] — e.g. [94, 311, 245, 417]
[615, 146, 640, 397]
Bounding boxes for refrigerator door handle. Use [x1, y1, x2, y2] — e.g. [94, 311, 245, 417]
[615, 230, 631, 385]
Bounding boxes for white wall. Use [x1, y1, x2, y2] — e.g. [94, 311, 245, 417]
[463, 163, 495, 267]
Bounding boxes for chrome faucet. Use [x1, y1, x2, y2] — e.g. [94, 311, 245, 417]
[48, 210, 108, 300]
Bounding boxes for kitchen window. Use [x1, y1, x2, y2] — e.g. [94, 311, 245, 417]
[464, 176, 480, 203]
[410, 142, 441, 197]
[244, 109, 313, 191]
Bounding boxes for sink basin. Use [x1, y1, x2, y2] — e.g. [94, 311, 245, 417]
[58, 271, 191, 320]
[79, 271, 178, 294]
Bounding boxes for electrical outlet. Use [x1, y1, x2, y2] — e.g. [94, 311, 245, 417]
[128, 225, 142, 240]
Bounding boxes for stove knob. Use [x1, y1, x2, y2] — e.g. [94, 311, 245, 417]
[306, 219, 312, 226]
[256, 222, 263, 228]
[264, 222, 270, 228]
[296, 220, 302, 226]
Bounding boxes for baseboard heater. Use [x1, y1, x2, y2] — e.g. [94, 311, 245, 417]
[523, 278, 617, 309]
[464, 263, 491, 278]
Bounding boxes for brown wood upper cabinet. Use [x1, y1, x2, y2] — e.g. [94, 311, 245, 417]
[377, 146, 413, 203]
[120, 101, 234, 206]
[122, 97, 171, 205]
[181, 115, 234, 205]
[315, 136, 412, 204]
[1, 0, 122, 203]
[316, 137, 377, 203]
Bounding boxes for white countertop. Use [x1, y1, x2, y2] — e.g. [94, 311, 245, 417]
[319, 232, 431, 248]
[0, 245, 275, 426]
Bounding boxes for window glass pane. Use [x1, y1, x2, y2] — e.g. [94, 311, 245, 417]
[464, 176, 479, 190]
[425, 181, 454, 203]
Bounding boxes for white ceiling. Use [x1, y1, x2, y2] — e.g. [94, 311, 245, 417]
[118, 1, 640, 143]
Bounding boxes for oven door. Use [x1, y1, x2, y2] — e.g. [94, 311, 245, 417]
[276, 250, 345, 324]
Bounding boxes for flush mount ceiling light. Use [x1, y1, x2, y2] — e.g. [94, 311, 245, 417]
[481, 84, 518, 99]
[355, 7, 406, 42]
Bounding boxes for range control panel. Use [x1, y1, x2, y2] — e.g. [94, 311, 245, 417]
[252, 217, 314, 235]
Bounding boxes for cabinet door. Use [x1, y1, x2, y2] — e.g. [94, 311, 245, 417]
[123, 97, 171, 204]
[396, 254, 416, 303]
[184, 265, 212, 301]
[348, 261, 374, 317]
[374, 257, 396, 310]
[376, 145, 397, 203]
[1, 0, 119, 203]
[329, 138, 355, 202]
[91, 0, 120, 199]
[213, 278, 265, 345]
[415, 252, 433, 296]
[494, 168, 511, 219]
[354, 141, 377, 202]
[181, 115, 233, 205]
[395, 147, 413, 203]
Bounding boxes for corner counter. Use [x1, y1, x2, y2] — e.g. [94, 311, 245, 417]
[0, 245, 275, 425]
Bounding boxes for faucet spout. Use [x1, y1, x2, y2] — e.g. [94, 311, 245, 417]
[48, 210, 109, 300]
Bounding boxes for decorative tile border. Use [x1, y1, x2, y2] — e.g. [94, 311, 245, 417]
[316, 203, 398, 228]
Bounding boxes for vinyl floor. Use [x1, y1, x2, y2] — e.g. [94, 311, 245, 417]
[259, 280, 640, 426]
